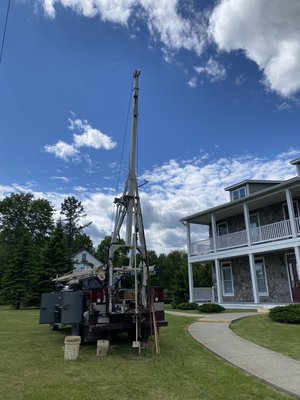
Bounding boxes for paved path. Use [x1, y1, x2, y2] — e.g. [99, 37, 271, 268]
[166, 311, 300, 398]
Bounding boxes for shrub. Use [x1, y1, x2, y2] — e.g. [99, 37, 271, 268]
[173, 302, 199, 310]
[269, 304, 300, 324]
[198, 303, 225, 313]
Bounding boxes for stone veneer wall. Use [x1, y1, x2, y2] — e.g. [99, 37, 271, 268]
[211, 252, 292, 304]
[258, 252, 291, 303]
[223, 257, 254, 303]
[211, 258, 254, 303]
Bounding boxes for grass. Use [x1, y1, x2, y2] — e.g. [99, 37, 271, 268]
[231, 314, 300, 362]
[0, 310, 293, 400]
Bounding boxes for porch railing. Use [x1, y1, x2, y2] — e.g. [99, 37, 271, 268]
[190, 238, 214, 255]
[216, 229, 248, 250]
[190, 218, 295, 256]
[193, 287, 214, 302]
[250, 219, 292, 243]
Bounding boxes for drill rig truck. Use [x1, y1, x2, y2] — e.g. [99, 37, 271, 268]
[39, 71, 168, 351]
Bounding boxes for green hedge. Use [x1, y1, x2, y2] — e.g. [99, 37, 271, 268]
[269, 304, 300, 324]
[173, 302, 199, 310]
[198, 303, 225, 313]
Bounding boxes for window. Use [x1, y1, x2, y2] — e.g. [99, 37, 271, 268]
[221, 262, 234, 296]
[82, 253, 87, 262]
[282, 201, 299, 220]
[217, 221, 228, 236]
[255, 258, 268, 295]
[231, 186, 247, 201]
[249, 213, 260, 228]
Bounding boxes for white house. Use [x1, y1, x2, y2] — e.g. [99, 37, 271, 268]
[181, 158, 300, 309]
[72, 249, 103, 272]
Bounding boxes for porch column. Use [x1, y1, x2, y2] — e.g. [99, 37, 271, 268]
[285, 189, 297, 237]
[249, 254, 259, 304]
[186, 222, 191, 256]
[211, 214, 217, 252]
[188, 262, 194, 302]
[214, 259, 222, 304]
[243, 203, 251, 245]
[294, 246, 300, 282]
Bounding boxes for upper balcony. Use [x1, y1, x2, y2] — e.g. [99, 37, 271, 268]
[190, 217, 300, 256]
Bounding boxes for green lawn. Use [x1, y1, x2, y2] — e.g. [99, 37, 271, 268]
[0, 310, 292, 400]
[231, 314, 300, 362]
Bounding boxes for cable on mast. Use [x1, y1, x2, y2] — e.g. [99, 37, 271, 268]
[0, 0, 11, 65]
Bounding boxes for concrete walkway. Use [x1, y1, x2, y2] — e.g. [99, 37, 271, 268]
[166, 311, 300, 398]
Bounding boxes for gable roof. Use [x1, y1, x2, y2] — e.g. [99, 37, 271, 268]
[224, 180, 283, 192]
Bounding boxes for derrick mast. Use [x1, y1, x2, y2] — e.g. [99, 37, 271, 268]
[108, 70, 149, 348]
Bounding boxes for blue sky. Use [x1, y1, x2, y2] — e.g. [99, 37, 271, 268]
[0, 0, 300, 253]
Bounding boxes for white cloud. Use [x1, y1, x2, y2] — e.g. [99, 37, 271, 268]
[51, 176, 71, 182]
[209, 0, 300, 97]
[187, 77, 197, 88]
[40, 0, 207, 57]
[42, 0, 134, 22]
[43, 0, 57, 18]
[1, 150, 299, 254]
[139, 0, 206, 56]
[74, 185, 88, 192]
[39, 1, 300, 97]
[44, 140, 79, 161]
[44, 115, 116, 162]
[70, 118, 116, 150]
[277, 102, 292, 112]
[235, 75, 245, 86]
[194, 57, 226, 82]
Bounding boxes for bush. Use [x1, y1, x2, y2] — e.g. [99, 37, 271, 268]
[198, 303, 225, 313]
[173, 302, 199, 310]
[269, 304, 300, 324]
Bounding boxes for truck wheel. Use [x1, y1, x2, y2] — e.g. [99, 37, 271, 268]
[50, 323, 59, 331]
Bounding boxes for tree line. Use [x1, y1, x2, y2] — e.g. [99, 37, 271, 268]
[0, 193, 211, 309]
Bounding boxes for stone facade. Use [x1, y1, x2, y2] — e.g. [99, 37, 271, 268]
[259, 252, 291, 303]
[212, 252, 292, 304]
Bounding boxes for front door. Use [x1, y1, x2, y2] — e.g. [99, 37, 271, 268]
[287, 255, 300, 302]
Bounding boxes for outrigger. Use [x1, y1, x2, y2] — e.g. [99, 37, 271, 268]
[39, 70, 167, 354]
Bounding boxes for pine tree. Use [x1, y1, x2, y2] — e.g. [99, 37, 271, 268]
[39, 221, 73, 293]
[60, 196, 92, 253]
[0, 230, 38, 308]
[73, 233, 95, 254]
[0, 193, 54, 307]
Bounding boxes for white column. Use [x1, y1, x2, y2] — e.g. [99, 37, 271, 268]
[285, 189, 297, 237]
[249, 254, 259, 304]
[211, 214, 217, 252]
[186, 222, 191, 255]
[215, 259, 222, 304]
[243, 203, 251, 245]
[188, 262, 194, 302]
[294, 246, 300, 282]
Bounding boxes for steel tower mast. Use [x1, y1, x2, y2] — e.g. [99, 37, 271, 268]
[108, 70, 149, 350]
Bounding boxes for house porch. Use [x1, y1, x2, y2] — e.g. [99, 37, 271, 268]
[188, 248, 300, 307]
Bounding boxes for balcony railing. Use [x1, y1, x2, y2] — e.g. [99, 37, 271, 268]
[216, 229, 248, 250]
[190, 219, 297, 256]
[250, 219, 292, 243]
[190, 238, 214, 256]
